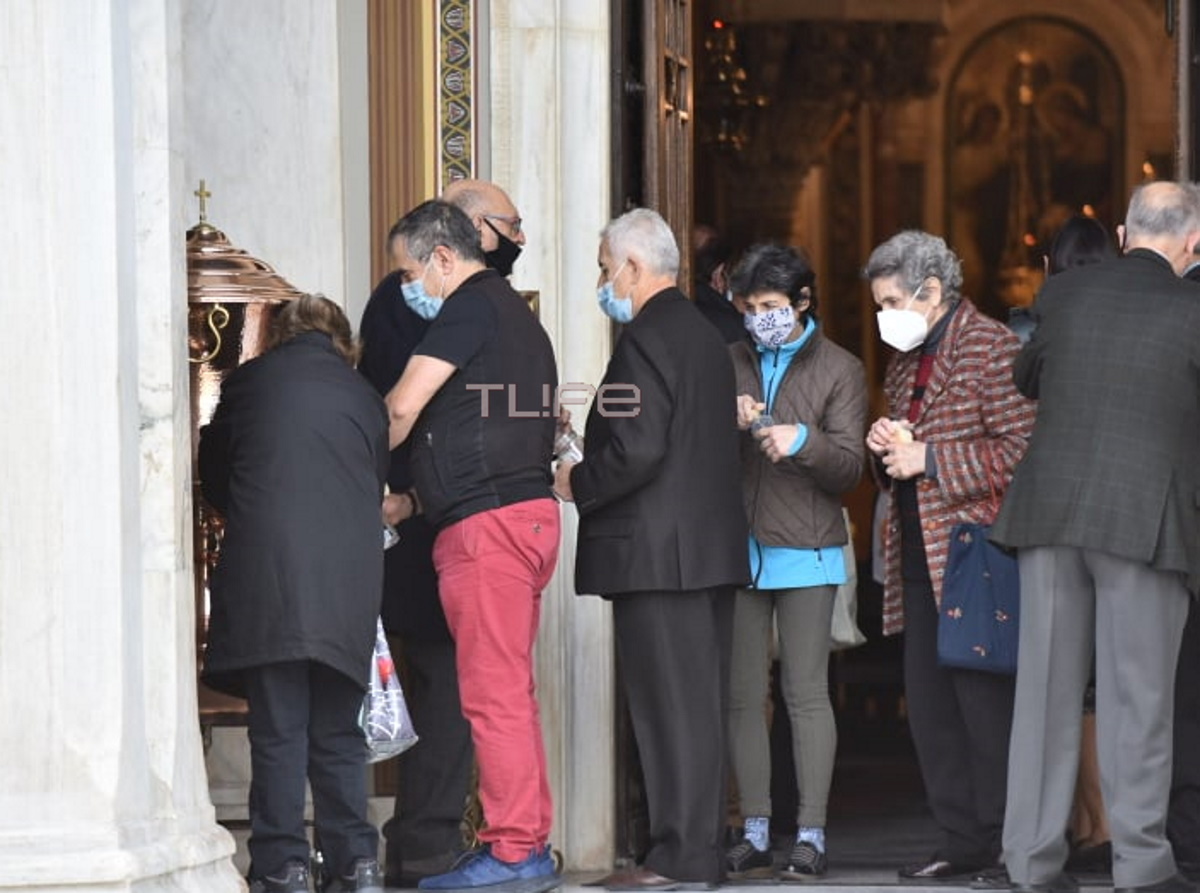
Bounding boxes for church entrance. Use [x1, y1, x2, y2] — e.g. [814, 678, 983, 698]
[608, 0, 1185, 878]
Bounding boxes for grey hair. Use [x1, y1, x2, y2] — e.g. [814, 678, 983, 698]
[1125, 181, 1200, 240]
[388, 200, 485, 265]
[601, 208, 680, 277]
[861, 230, 963, 301]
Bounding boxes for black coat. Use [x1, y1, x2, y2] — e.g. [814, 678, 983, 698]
[198, 331, 390, 695]
[358, 271, 446, 642]
[571, 287, 750, 595]
[991, 249, 1200, 592]
[693, 279, 748, 345]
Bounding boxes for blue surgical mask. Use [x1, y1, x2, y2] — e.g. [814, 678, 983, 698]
[744, 305, 797, 349]
[401, 263, 443, 320]
[597, 261, 633, 323]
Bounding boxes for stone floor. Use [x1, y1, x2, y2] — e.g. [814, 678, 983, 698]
[225, 643, 1120, 892]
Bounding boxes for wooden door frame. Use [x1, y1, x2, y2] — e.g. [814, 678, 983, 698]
[367, 0, 437, 283]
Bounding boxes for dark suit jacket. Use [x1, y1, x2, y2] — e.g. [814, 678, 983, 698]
[198, 331, 390, 695]
[571, 287, 750, 595]
[991, 249, 1200, 593]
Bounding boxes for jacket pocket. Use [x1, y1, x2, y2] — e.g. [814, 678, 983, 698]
[581, 514, 635, 539]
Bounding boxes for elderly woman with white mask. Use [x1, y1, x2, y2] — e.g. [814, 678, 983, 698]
[863, 230, 1036, 882]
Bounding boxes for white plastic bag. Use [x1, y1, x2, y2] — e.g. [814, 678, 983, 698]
[359, 618, 418, 763]
[830, 508, 867, 651]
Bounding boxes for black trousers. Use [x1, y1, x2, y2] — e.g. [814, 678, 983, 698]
[244, 660, 378, 880]
[1169, 599, 1200, 866]
[383, 635, 474, 871]
[612, 587, 735, 885]
[903, 580, 1015, 865]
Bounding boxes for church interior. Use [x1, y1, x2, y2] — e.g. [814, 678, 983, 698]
[2, 1, 1196, 891]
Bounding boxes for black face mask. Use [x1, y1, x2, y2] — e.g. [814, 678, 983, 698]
[482, 219, 523, 276]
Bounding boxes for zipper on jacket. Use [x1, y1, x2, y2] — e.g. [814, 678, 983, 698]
[763, 349, 780, 414]
[749, 349, 780, 590]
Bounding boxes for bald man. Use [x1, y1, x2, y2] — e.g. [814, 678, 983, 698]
[442, 179, 526, 277]
[365, 180, 528, 884]
[993, 181, 1200, 893]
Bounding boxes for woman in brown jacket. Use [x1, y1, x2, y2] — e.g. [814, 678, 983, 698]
[724, 244, 868, 882]
[864, 230, 1036, 881]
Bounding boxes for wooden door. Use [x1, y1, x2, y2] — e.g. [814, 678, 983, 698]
[613, 0, 695, 284]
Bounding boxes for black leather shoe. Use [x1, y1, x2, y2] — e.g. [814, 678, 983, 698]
[249, 861, 311, 893]
[971, 866, 1012, 890]
[1113, 874, 1200, 893]
[1064, 841, 1112, 874]
[599, 867, 682, 891]
[900, 859, 983, 881]
[1012, 873, 1079, 893]
[325, 858, 384, 893]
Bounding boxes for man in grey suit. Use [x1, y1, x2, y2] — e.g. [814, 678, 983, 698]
[991, 181, 1200, 893]
[554, 208, 749, 890]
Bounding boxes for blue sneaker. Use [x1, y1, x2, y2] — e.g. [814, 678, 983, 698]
[417, 846, 561, 893]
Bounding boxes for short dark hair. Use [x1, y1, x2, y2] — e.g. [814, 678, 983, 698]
[1046, 215, 1116, 275]
[729, 243, 818, 316]
[694, 231, 731, 283]
[388, 200, 485, 265]
[267, 293, 360, 366]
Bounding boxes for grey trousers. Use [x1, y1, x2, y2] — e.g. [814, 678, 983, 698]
[1003, 546, 1189, 888]
[728, 585, 837, 828]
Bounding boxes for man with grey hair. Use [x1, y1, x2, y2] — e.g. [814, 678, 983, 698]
[554, 208, 749, 890]
[991, 181, 1200, 893]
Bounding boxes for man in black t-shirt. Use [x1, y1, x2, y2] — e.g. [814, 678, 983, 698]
[385, 200, 562, 893]
[362, 178, 529, 887]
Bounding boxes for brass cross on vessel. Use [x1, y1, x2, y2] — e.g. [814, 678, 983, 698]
[194, 179, 212, 222]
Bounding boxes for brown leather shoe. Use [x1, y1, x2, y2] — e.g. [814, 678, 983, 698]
[598, 868, 682, 891]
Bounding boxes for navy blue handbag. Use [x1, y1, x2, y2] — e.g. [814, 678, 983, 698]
[937, 521, 1020, 675]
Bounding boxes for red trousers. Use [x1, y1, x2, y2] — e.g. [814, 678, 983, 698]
[433, 498, 560, 863]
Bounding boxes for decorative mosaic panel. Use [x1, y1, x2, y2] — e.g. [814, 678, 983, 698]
[439, 0, 473, 186]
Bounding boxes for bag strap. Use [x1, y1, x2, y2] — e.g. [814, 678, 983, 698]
[983, 456, 1002, 524]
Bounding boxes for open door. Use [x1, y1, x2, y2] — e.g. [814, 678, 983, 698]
[613, 0, 695, 283]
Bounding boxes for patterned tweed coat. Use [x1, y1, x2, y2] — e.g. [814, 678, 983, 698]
[879, 299, 1037, 636]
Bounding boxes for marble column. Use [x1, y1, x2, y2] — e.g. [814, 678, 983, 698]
[487, 0, 617, 872]
[0, 0, 242, 889]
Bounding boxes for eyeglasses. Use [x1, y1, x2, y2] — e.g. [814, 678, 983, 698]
[483, 214, 523, 236]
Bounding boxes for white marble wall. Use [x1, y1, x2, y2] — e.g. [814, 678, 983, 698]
[488, 0, 617, 872]
[180, 1, 366, 319]
[0, 0, 241, 889]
